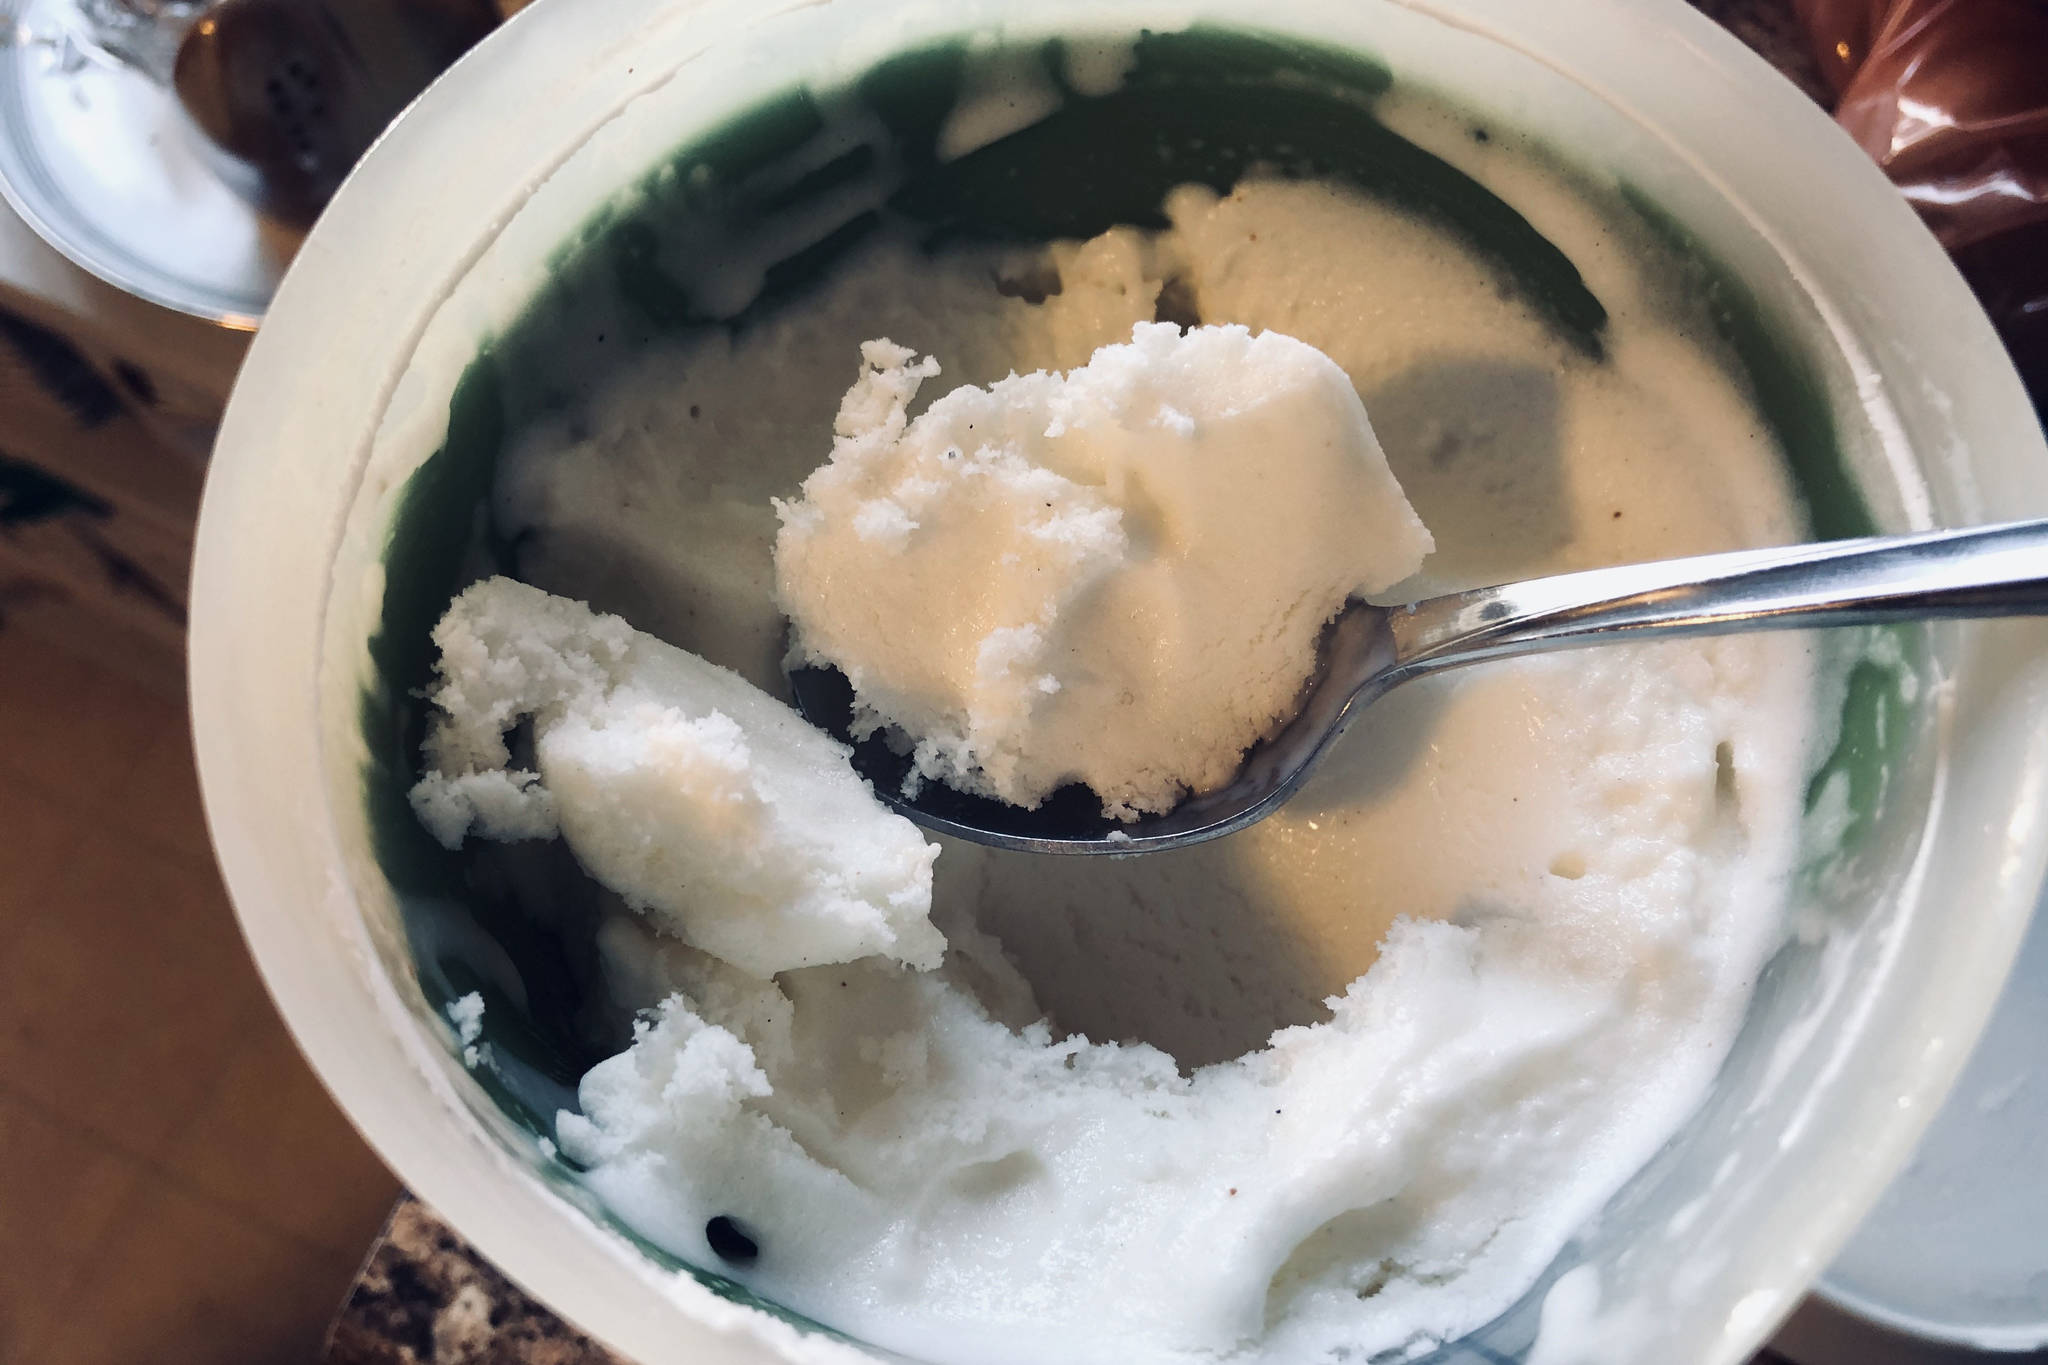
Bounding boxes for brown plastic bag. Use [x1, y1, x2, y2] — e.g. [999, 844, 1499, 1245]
[1794, 0, 2048, 422]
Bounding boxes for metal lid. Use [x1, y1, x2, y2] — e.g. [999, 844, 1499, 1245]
[0, 0, 300, 327]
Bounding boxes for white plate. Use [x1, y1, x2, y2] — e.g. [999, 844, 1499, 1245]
[1790, 873, 2048, 1358]
[0, 0, 298, 326]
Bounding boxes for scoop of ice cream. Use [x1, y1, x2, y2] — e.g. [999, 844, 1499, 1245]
[409, 577, 942, 976]
[773, 322, 1433, 818]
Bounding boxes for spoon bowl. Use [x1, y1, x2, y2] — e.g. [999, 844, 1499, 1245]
[790, 517, 2048, 854]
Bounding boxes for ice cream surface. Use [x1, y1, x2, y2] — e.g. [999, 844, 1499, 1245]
[410, 577, 941, 977]
[774, 323, 1432, 817]
[414, 81, 1822, 1365]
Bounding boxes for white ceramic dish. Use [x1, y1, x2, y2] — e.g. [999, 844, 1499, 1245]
[188, 1, 2048, 1362]
[0, 0, 292, 325]
[1805, 871, 2048, 1356]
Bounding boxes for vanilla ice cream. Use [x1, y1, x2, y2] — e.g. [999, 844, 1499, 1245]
[775, 323, 1431, 817]
[415, 78, 1821, 1365]
[411, 577, 941, 976]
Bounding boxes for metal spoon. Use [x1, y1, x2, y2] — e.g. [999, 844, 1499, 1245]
[788, 517, 2048, 855]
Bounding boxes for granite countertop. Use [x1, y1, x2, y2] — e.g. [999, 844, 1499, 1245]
[318, 1194, 1793, 1365]
[1689, 0, 1832, 104]
[323, 1197, 628, 1365]
[319, 5, 1832, 1363]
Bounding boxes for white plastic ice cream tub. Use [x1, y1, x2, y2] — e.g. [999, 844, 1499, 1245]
[188, 1, 2048, 1362]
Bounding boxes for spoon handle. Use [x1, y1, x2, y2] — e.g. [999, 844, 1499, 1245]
[1386, 517, 2048, 678]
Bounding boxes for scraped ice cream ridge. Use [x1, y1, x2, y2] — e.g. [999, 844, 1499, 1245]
[775, 323, 1432, 817]
[410, 577, 942, 976]
[409, 73, 1823, 1365]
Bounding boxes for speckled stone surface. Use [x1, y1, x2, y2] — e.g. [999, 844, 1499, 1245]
[319, 5, 1828, 1363]
[1691, 0, 1833, 104]
[322, 1198, 627, 1365]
